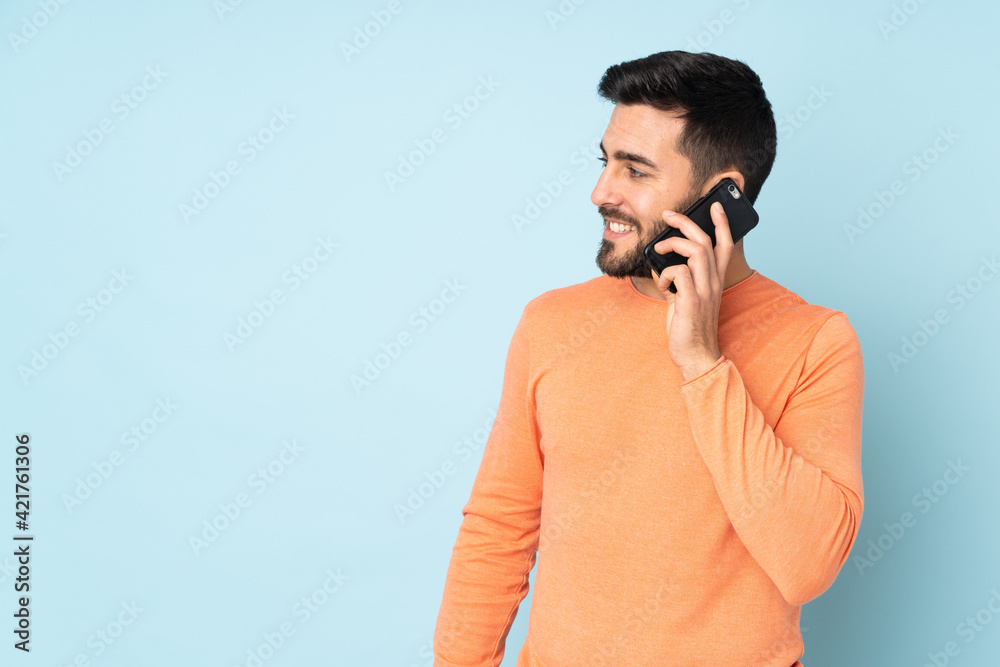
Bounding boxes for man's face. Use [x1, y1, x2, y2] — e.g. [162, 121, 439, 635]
[592, 104, 705, 279]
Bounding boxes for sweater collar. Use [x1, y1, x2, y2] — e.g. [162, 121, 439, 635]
[618, 269, 762, 305]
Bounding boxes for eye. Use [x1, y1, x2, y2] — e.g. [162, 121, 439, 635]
[597, 156, 644, 178]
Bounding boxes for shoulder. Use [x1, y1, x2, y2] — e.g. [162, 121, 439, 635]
[745, 271, 862, 366]
[521, 274, 621, 328]
[743, 270, 856, 327]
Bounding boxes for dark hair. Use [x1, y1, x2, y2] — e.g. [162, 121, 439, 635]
[597, 50, 776, 204]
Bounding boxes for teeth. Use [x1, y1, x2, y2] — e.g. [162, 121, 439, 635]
[609, 220, 636, 233]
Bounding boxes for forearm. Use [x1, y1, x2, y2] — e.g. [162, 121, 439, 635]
[434, 306, 543, 665]
[679, 353, 864, 606]
[433, 501, 539, 666]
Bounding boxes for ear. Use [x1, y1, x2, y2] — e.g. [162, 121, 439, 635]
[712, 170, 746, 194]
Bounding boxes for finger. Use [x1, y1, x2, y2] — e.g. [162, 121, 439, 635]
[652, 245, 713, 297]
[658, 226, 715, 296]
[652, 265, 677, 294]
[652, 234, 701, 257]
[682, 238, 716, 297]
[662, 209, 712, 247]
[670, 263, 695, 300]
[711, 201, 733, 283]
[659, 260, 705, 295]
[654, 264, 691, 296]
[661, 210, 716, 295]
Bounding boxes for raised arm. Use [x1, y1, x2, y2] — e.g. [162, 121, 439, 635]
[678, 312, 865, 606]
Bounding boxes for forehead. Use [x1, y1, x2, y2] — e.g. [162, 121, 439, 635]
[602, 103, 685, 159]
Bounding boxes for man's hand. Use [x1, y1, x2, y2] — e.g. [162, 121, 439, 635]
[649, 201, 734, 382]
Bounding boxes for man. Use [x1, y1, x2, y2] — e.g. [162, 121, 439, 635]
[433, 50, 864, 666]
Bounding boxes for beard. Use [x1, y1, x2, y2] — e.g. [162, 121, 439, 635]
[595, 186, 704, 279]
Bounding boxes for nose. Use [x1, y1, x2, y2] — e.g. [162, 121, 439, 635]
[590, 166, 621, 209]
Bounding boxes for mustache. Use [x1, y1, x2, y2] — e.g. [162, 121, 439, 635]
[598, 207, 642, 229]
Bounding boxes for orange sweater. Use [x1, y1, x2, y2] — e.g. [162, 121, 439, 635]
[433, 269, 865, 666]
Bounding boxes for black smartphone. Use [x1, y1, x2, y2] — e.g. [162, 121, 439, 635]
[643, 177, 759, 293]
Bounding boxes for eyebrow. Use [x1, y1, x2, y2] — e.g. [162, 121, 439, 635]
[599, 141, 659, 171]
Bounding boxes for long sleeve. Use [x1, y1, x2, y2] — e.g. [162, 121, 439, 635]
[678, 311, 865, 606]
[433, 307, 543, 666]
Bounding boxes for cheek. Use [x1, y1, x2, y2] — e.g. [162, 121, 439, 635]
[639, 206, 669, 239]
[631, 192, 662, 228]
[640, 221, 669, 246]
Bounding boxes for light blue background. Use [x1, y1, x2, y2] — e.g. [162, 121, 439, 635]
[2, 1, 999, 665]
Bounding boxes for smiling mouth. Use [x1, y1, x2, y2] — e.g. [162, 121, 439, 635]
[604, 218, 638, 237]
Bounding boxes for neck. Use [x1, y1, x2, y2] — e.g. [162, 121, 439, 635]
[630, 248, 753, 301]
